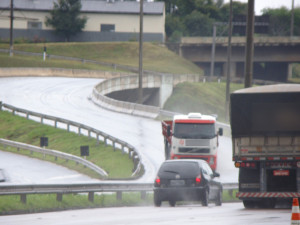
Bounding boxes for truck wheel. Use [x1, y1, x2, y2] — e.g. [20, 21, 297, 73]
[243, 200, 256, 209]
[169, 200, 176, 207]
[165, 141, 170, 160]
[202, 189, 209, 206]
[154, 194, 162, 207]
[215, 190, 222, 206]
[260, 199, 276, 209]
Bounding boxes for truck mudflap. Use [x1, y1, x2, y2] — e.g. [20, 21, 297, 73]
[237, 192, 300, 198]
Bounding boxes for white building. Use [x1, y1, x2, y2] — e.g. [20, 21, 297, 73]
[0, 0, 165, 42]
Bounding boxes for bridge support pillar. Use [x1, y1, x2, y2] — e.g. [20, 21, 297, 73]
[159, 75, 174, 108]
[288, 63, 294, 80]
[222, 62, 237, 78]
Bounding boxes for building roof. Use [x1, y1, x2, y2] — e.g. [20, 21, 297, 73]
[0, 0, 164, 15]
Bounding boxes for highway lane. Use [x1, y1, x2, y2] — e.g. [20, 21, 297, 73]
[0, 202, 291, 225]
[0, 77, 238, 183]
[0, 151, 99, 184]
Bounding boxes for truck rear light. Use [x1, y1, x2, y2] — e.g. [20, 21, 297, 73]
[235, 162, 241, 168]
[195, 174, 202, 184]
[237, 162, 256, 168]
[155, 176, 161, 186]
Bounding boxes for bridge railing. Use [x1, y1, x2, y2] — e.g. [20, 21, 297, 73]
[0, 102, 143, 178]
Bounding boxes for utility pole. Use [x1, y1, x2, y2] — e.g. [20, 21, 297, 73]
[138, 0, 144, 104]
[244, 0, 255, 88]
[9, 0, 14, 57]
[290, 0, 295, 37]
[210, 24, 217, 77]
[225, 0, 233, 121]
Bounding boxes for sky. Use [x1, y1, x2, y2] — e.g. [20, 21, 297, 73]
[224, 0, 300, 15]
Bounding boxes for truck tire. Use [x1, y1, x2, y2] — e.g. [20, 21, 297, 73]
[164, 140, 170, 160]
[260, 199, 276, 209]
[243, 200, 256, 209]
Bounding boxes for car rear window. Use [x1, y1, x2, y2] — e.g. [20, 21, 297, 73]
[158, 161, 199, 177]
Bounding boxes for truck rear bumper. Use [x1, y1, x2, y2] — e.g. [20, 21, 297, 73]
[237, 192, 300, 199]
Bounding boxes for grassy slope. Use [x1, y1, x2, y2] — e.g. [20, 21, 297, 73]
[0, 111, 134, 179]
[163, 81, 245, 122]
[0, 42, 202, 74]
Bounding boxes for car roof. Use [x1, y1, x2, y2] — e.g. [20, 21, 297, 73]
[163, 159, 208, 166]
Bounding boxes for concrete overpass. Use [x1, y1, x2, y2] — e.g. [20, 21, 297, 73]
[179, 37, 300, 82]
[92, 74, 200, 118]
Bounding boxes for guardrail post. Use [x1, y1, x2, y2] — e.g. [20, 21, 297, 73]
[55, 120, 58, 128]
[56, 193, 63, 202]
[116, 191, 122, 200]
[104, 138, 107, 146]
[121, 145, 125, 154]
[128, 149, 131, 159]
[0, 101, 2, 110]
[96, 134, 100, 146]
[113, 142, 116, 151]
[88, 130, 91, 139]
[67, 123, 70, 132]
[12, 110, 15, 115]
[141, 191, 147, 200]
[78, 127, 81, 135]
[41, 117, 44, 124]
[88, 192, 94, 202]
[26, 113, 29, 119]
[20, 194, 27, 204]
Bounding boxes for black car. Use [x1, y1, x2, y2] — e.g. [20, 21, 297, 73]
[154, 159, 222, 207]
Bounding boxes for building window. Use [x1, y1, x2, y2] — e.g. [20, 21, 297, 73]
[101, 24, 115, 32]
[28, 21, 42, 29]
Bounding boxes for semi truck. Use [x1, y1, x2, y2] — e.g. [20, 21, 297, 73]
[230, 84, 300, 208]
[162, 113, 223, 171]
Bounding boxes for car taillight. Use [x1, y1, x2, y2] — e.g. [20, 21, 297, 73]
[195, 174, 201, 184]
[155, 176, 161, 186]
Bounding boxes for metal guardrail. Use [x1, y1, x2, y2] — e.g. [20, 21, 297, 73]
[0, 182, 238, 203]
[0, 102, 143, 178]
[0, 138, 108, 177]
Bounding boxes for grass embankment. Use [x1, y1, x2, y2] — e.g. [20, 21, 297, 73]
[0, 191, 239, 215]
[0, 42, 202, 75]
[163, 81, 245, 122]
[0, 111, 134, 179]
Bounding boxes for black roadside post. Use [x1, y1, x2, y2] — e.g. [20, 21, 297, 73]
[80, 146, 89, 160]
[40, 137, 48, 148]
[43, 45, 47, 61]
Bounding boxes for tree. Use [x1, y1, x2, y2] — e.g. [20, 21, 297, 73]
[262, 7, 300, 36]
[184, 11, 214, 36]
[45, 0, 87, 42]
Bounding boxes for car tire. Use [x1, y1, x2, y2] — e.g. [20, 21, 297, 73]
[154, 194, 162, 207]
[201, 189, 209, 207]
[215, 190, 222, 206]
[169, 200, 176, 207]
